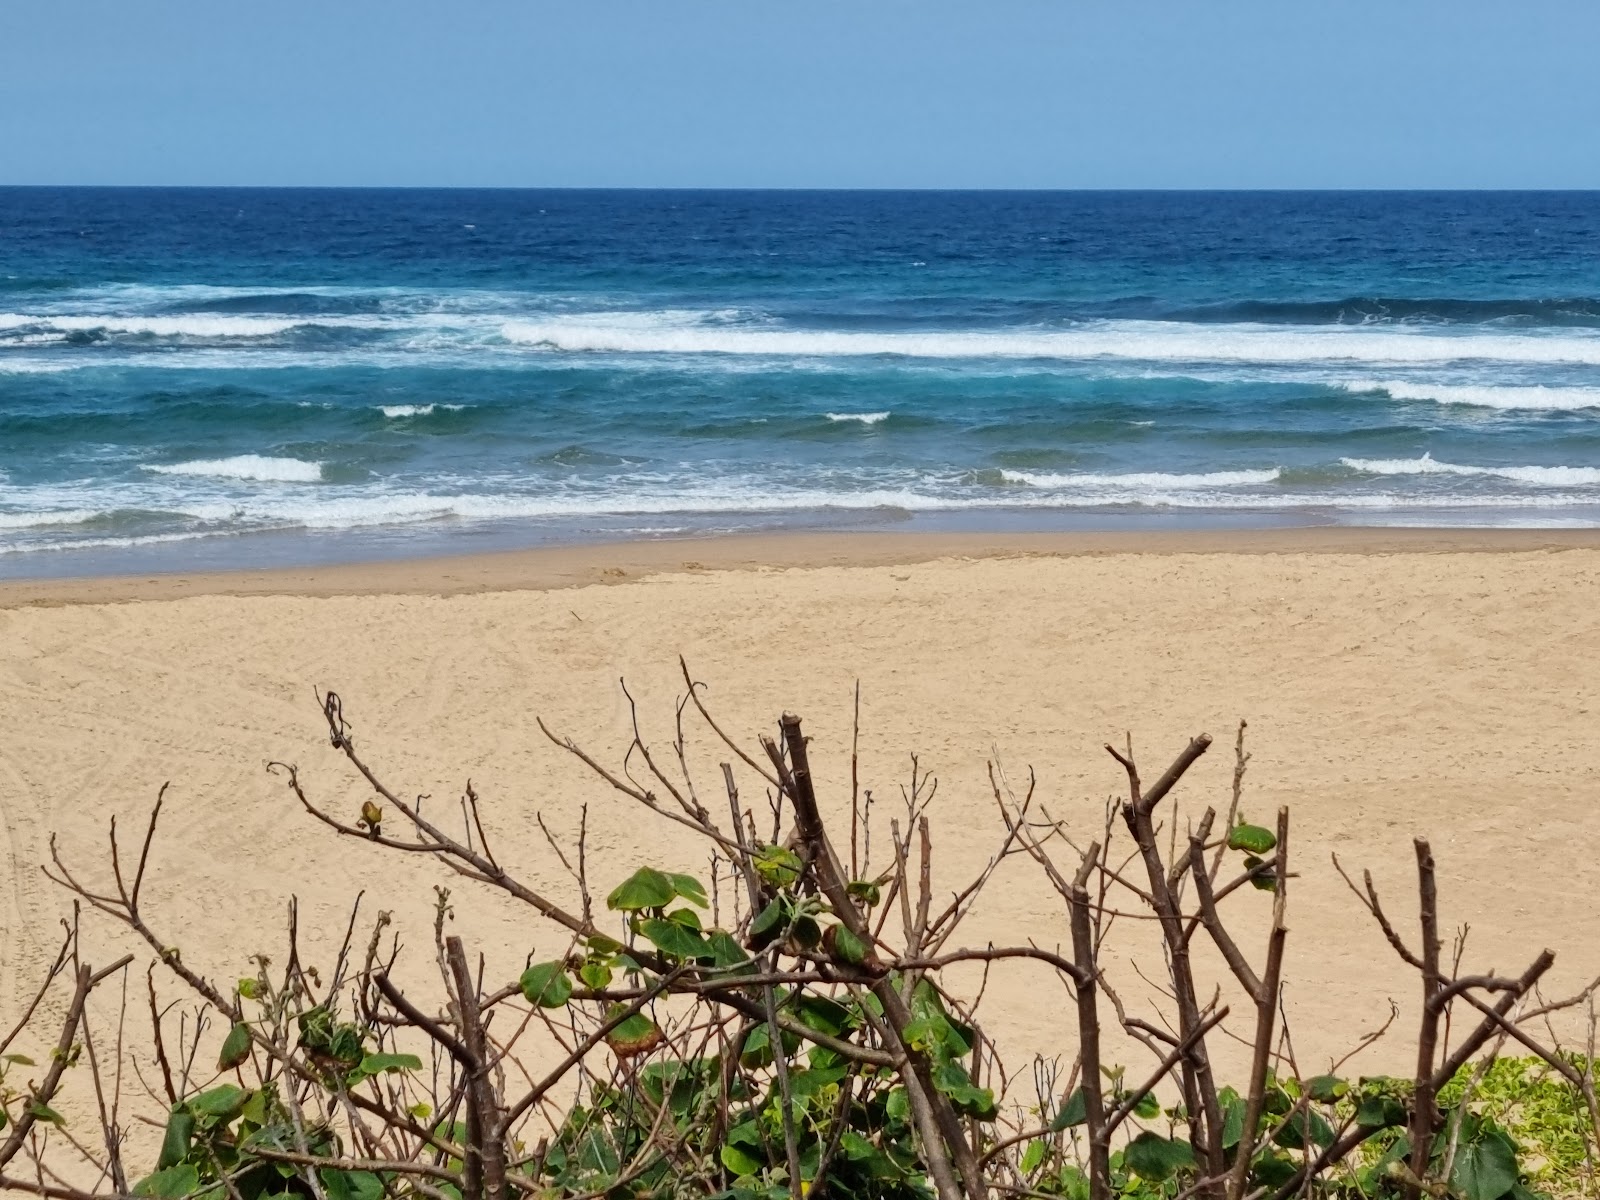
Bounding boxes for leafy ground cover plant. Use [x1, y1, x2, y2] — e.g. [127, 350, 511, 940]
[5, 665, 1600, 1200]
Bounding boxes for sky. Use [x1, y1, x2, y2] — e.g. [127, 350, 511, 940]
[3, 0, 1598, 189]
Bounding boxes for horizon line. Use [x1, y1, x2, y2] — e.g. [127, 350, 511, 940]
[4, 184, 1600, 194]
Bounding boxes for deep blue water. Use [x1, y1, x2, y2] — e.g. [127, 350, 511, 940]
[4, 188, 1600, 574]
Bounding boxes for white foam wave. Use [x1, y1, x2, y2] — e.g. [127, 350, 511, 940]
[824, 411, 890, 425]
[0, 509, 102, 531]
[1003, 468, 1282, 489]
[1340, 380, 1600, 411]
[142, 455, 324, 483]
[0, 530, 228, 557]
[0, 359, 74, 374]
[0, 313, 332, 339]
[377, 404, 466, 418]
[501, 317, 1600, 368]
[1340, 453, 1600, 486]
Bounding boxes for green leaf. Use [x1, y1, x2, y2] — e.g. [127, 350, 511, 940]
[1133, 1090, 1161, 1119]
[1243, 855, 1277, 892]
[586, 932, 624, 955]
[218, 1022, 252, 1071]
[791, 994, 853, 1037]
[1125, 1132, 1196, 1181]
[934, 1062, 998, 1120]
[789, 1064, 848, 1098]
[1219, 1088, 1245, 1149]
[519, 962, 573, 1008]
[157, 1107, 194, 1170]
[1355, 1094, 1407, 1128]
[1052, 1086, 1087, 1130]
[847, 879, 882, 907]
[1451, 1128, 1520, 1200]
[1021, 1139, 1048, 1176]
[638, 917, 707, 961]
[328, 1024, 364, 1067]
[703, 929, 754, 973]
[841, 1129, 877, 1162]
[358, 1052, 422, 1075]
[297, 1004, 335, 1053]
[1273, 1108, 1335, 1151]
[1305, 1074, 1347, 1103]
[665, 905, 702, 931]
[1228, 823, 1277, 854]
[1057, 1165, 1090, 1200]
[831, 924, 869, 965]
[668, 873, 709, 908]
[578, 960, 613, 989]
[604, 1006, 662, 1058]
[907, 979, 971, 1058]
[885, 1087, 910, 1123]
[134, 1164, 200, 1198]
[787, 914, 822, 950]
[739, 1024, 783, 1069]
[749, 899, 788, 951]
[1252, 1150, 1298, 1189]
[721, 1142, 764, 1176]
[26, 1101, 63, 1126]
[239, 1088, 268, 1125]
[607, 867, 676, 911]
[754, 844, 803, 889]
[2, 1054, 35, 1066]
[188, 1084, 249, 1121]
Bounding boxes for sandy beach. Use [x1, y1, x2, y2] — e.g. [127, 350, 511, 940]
[4, 528, 1600, 1096]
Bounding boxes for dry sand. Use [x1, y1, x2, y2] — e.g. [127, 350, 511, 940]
[4, 528, 1600, 1110]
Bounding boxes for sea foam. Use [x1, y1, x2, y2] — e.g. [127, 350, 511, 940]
[377, 404, 466, 418]
[1339, 380, 1600, 411]
[1002, 468, 1282, 488]
[824, 411, 890, 425]
[0, 313, 321, 339]
[142, 455, 325, 483]
[501, 317, 1600, 367]
[1340, 453, 1600, 486]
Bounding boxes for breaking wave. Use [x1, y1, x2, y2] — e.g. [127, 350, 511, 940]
[1002, 468, 1282, 488]
[377, 404, 466, 418]
[500, 317, 1600, 367]
[1338, 380, 1600, 411]
[824, 411, 891, 425]
[142, 455, 325, 483]
[1339, 453, 1600, 487]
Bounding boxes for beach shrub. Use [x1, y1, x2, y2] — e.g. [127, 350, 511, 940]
[9, 676, 1600, 1200]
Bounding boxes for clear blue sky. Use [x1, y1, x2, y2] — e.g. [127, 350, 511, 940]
[4, 0, 1597, 189]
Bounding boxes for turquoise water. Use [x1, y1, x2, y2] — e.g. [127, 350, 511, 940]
[4, 189, 1600, 575]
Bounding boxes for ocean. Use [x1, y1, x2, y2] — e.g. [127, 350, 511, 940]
[3, 187, 1599, 576]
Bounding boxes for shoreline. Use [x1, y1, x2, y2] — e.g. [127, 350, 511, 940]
[5, 524, 1600, 607]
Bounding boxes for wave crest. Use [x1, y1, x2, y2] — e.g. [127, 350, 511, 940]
[1339, 453, 1600, 487]
[499, 317, 1600, 368]
[824, 411, 890, 425]
[1339, 380, 1600, 411]
[142, 455, 325, 483]
[1002, 468, 1282, 489]
[377, 404, 466, 418]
